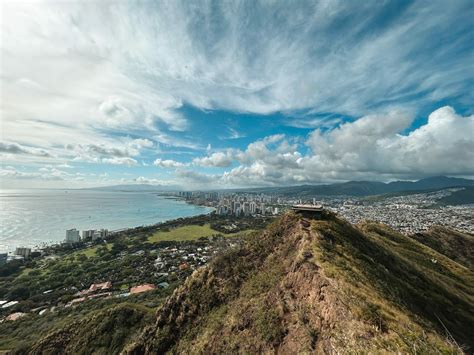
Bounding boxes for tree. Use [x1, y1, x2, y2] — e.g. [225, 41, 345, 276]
[6, 286, 30, 300]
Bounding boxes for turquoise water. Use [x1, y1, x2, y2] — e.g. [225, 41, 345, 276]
[0, 189, 212, 253]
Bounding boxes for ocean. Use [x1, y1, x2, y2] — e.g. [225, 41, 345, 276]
[0, 189, 213, 253]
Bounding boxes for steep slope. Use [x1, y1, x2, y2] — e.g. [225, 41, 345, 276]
[28, 304, 154, 355]
[411, 226, 474, 268]
[125, 213, 473, 354]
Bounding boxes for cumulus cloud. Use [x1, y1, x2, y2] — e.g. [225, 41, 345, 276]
[67, 139, 150, 166]
[153, 158, 187, 168]
[305, 106, 474, 176]
[102, 157, 138, 167]
[193, 151, 234, 168]
[178, 107, 474, 187]
[2, 1, 473, 188]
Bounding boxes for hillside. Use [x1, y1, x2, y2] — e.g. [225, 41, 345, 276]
[438, 187, 474, 205]
[411, 226, 474, 269]
[117, 212, 473, 354]
[29, 304, 154, 355]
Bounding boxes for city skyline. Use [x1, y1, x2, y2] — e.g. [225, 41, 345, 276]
[1, 0, 473, 189]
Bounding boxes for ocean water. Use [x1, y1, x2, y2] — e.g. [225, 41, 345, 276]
[0, 189, 213, 253]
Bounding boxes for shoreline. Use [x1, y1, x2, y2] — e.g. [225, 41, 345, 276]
[0, 193, 214, 254]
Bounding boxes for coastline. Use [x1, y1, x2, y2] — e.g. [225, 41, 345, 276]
[0, 190, 214, 254]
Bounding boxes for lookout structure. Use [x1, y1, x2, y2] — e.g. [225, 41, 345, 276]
[291, 204, 324, 219]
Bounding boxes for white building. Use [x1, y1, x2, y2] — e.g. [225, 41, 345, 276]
[249, 202, 257, 215]
[243, 202, 250, 216]
[82, 229, 95, 240]
[15, 247, 31, 259]
[65, 229, 80, 243]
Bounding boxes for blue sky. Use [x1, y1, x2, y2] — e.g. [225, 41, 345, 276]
[1, 0, 473, 189]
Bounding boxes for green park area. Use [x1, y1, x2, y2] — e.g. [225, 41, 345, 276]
[147, 223, 218, 243]
[74, 243, 112, 258]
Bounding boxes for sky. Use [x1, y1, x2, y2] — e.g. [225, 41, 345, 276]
[1, 0, 473, 189]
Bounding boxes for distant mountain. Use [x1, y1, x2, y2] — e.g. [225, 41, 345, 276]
[245, 176, 474, 197]
[86, 184, 179, 192]
[387, 176, 474, 192]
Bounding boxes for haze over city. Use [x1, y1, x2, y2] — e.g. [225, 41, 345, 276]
[1, 0, 473, 189]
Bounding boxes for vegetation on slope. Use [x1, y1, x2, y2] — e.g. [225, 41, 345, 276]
[0, 288, 173, 353]
[437, 187, 474, 205]
[27, 303, 154, 355]
[124, 212, 472, 354]
[410, 226, 474, 268]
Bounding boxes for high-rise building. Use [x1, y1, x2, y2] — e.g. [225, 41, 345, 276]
[0, 253, 8, 266]
[82, 230, 95, 240]
[15, 247, 31, 259]
[249, 202, 257, 215]
[243, 202, 250, 216]
[234, 202, 241, 216]
[92, 230, 101, 241]
[65, 229, 81, 243]
[217, 205, 227, 216]
[100, 229, 109, 238]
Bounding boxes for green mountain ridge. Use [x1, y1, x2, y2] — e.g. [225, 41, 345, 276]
[27, 213, 474, 354]
[246, 176, 474, 197]
[83, 176, 474, 196]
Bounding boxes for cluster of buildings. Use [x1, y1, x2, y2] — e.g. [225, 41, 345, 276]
[174, 188, 473, 235]
[65, 281, 163, 308]
[1, 228, 111, 266]
[331, 190, 474, 234]
[1, 232, 244, 322]
[65, 228, 109, 244]
[154, 236, 241, 276]
[176, 191, 284, 216]
[0, 247, 34, 266]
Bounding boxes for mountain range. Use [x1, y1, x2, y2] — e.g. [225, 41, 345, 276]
[244, 176, 474, 197]
[88, 176, 474, 197]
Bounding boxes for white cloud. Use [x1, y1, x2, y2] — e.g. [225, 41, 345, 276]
[305, 106, 474, 176]
[178, 107, 474, 187]
[129, 138, 154, 149]
[0, 166, 83, 182]
[3, 1, 472, 149]
[102, 157, 138, 167]
[153, 158, 187, 168]
[153, 133, 204, 150]
[0, 142, 52, 157]
[1, 1, 472, 188]
[176, 169, 219, 184]
[66, 140, 149, 166]
[134, 176, 175, 186]
[193, 151, 233, 168]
